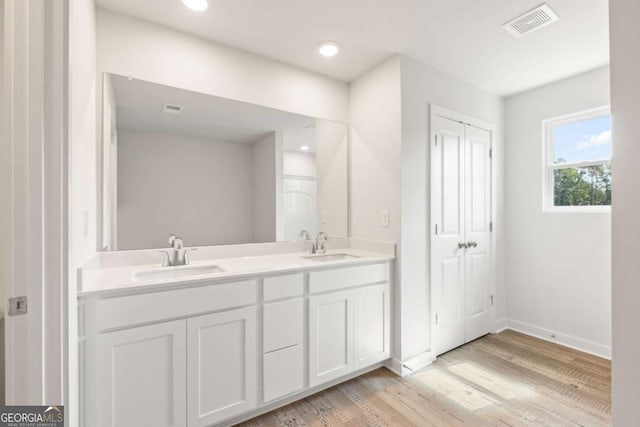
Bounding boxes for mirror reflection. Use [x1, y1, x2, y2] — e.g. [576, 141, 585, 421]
[100, 73, 348, 251]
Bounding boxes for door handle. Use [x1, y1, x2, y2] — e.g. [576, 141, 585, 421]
[467, 241, 478, 248]
[458, 242, 469, 249]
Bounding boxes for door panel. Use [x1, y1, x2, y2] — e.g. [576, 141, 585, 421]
[465, 125, 493, 341]
[441, 132, 464, 236]
[431, 116, 467, 356]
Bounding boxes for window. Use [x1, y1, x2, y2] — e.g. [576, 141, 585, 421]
[543, 107, 612, 212]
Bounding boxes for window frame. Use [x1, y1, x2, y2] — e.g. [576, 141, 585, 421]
[542, 106, 612, 213]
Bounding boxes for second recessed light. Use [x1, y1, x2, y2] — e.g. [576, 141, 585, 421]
[318, 41, 340, 57]
[182, 0, 208, 12]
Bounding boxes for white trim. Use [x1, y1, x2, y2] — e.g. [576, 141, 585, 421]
[1, 0, 68, 406]
[500, 319, 611, 360]
[545, 205, 611, 214]
[493, 318, 509, 334]
[542, 105, 611, 213]
[386, 350, 435, 377]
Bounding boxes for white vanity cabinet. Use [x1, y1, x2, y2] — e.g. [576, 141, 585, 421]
[187, 307, 257, 426]
[82, 258, 392, 427]
[95, 320, 187, 427]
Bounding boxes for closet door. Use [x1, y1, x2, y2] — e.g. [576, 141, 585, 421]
[431, 115, 467, 356]
[464, 125, 493, 342]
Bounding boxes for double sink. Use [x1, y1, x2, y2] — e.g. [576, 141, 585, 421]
[131, 253, 359, 282]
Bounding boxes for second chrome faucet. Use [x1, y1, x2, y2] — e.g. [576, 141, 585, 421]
[158, 234, 197, 266]
[311, 231, 328, 254]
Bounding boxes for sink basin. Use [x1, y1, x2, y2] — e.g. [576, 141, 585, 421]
[304, 253, 360, 262]
[132, 264, 225, 281]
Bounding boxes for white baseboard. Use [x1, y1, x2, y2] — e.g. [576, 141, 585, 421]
[493, 318, 509, 334]
[498, 319, 611, 360]
[387, 350, 436, 377]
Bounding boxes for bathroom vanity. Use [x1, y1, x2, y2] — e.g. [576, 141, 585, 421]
[78, 245, 394, 427]
[80, 60, 391, 427]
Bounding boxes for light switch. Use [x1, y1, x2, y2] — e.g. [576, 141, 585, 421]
[380, 210, 390, 227]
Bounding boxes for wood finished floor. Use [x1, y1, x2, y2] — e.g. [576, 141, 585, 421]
[239, 330, 611, 426]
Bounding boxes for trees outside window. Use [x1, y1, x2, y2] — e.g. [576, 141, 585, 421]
[544, 107, 612, 211]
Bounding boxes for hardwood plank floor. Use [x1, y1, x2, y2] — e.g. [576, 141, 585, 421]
[239, 330, 611, 426]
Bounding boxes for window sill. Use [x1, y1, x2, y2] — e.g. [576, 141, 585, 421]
[543, 206, 611, 214]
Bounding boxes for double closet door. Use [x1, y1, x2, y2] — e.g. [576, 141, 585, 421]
[431, 111, 493, 356]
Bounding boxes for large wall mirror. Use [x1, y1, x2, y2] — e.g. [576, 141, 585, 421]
[100, 73, 348, 251]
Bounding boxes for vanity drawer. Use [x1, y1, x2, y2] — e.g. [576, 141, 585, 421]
[263, 344, 303, 403]
[309, 263, 388, 294]
[263, 298, 303, 353]
[95, 280, 257, 331]
[263, 273, 304, 301]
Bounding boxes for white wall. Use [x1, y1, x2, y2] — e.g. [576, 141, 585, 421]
[117, 129, 254, 249]
[349, 56, 402, 244]
[610, 2, 640, 423]
[505, 66, 611, 357]
[350, 55, 504, 364]
[69, 0, 97, 268]
[399, 56, 505, 361]
[96, 9, 348, 123]
[252, 132, 279, 243]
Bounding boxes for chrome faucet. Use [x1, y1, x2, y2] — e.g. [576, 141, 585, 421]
[158, 234, 196, 266]
[312, 232, 328, 254]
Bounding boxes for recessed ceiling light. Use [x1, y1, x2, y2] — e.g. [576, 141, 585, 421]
[318, 41, 340, 57]
[182, 0, 208, 12]
[300, 146, 310, 151]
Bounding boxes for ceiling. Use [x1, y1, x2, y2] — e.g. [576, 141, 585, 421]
[96, 0, 609, 96]
[111, 74, 317, 151]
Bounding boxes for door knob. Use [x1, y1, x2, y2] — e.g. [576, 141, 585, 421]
[467, 241, 478, 248]
[458, 242, 468, 249]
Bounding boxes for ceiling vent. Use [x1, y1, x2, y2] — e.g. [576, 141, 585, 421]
[502, 3, 559, 38]
[162, 103, 183, 115]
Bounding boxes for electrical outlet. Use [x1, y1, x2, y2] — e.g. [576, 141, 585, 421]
[380, 210, 390, 227]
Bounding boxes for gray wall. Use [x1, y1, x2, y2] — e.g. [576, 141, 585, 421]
[117, 129, 254, 249]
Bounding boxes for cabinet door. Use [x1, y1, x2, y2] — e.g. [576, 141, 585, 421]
[96, 320, 187, 427]
[187, 307, 257, 427]
[354, 283, 390, 369]
[309, 290, 353, 387]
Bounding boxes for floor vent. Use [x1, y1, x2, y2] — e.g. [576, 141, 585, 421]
[503, 3, 559, 38]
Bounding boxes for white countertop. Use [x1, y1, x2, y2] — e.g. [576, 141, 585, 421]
[79, 248, 394, 298]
